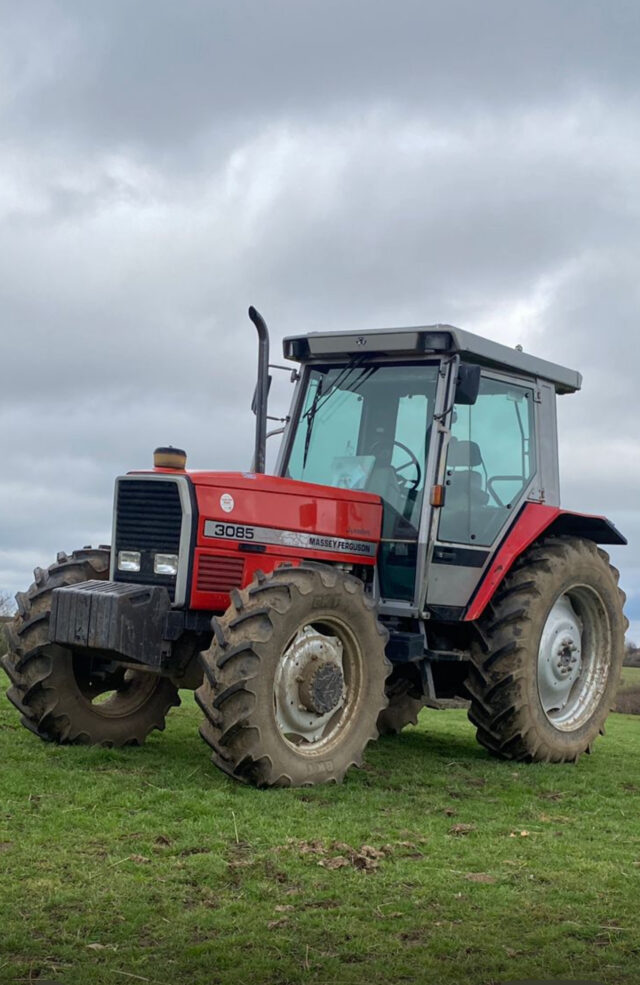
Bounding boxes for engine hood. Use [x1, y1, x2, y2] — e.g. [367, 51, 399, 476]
[132, 468, 383, 549]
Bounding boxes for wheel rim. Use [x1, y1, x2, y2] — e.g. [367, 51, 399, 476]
[273, 618, 363, 753]
[537, 586, 611, 731]
[72, 655, 159, 719]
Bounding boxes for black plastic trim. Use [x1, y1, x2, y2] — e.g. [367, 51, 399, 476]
[432, 546, 489, 568]
[386, 631, 425, 663]
[427, 604, 466, 622]
[165, 609, 213, 640]
[545, 513, 627, 546]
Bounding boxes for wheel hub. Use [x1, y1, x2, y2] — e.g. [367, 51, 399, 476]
[538, 595, 584, 722]
[298, 661, 344, 714]
[274, 625, 346, 744]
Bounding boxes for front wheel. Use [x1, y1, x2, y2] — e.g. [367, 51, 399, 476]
[196, 563, 390, 787]
[466, 536, 627, 763]
[2, 548, 180, 746]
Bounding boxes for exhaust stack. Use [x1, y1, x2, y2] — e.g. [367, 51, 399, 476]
[248, 305, 270, 474]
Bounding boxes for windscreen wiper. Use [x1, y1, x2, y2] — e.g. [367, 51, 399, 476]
[301, 360, 376, 469]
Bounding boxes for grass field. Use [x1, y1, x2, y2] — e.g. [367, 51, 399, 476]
[1, 664, 639, 985]
[615, 666, 640, 715]
[619, 665, 640, 690]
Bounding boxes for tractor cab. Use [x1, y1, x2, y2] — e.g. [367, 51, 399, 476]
[275, 323, 582, 618]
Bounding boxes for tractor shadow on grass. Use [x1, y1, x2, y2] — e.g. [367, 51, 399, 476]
[21, 697, 483, 784]
[369, 709, 487, 769]
[45, 709, 487, 795]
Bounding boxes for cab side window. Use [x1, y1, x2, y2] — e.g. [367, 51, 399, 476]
[390, 393, 429, 527]
[438, 376, 536, 546]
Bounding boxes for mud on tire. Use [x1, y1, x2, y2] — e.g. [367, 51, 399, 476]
[196, 563, 390, 787]
[1, 549, 180, 746]
[466, 536, 627, 763]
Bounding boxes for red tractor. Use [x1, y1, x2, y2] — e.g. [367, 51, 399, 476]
[3, 309, 627, 786]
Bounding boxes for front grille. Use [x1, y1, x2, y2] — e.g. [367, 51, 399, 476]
[115, 480, 182, 552]
[114, 479, 184, 601]
[197, 554, 245, 594]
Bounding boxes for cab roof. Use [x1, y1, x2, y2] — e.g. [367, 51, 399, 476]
[283, 323, 581, 395]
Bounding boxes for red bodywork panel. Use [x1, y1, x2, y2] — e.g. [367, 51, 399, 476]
[131, 471, 623, 620]
[464, 503, 624, 622]
[184, 471, 382, 611]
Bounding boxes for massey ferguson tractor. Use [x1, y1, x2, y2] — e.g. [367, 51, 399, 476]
[2, 309, 627, 787]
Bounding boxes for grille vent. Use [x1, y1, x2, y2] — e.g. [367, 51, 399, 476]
[197, 555, 245, 594]
[115, 480, 182, 553]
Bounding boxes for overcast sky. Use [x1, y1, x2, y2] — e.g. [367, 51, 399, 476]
[1, 1, 639, 636]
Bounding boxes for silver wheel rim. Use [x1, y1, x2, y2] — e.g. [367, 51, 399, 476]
[537, 586, 611, 731]
[273, 620, 360, 752]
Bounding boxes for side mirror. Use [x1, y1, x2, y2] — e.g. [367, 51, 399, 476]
[454, 364, 481, 406]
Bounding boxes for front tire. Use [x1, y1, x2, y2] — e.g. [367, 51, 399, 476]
[196, 563, 390, 787]
[466, 536, 627, 763]
[2, 549, 180, 746]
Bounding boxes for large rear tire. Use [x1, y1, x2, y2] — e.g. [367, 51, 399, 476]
[1, 549, 180, 746]
[466, 536, 627, 763]
[196, 563, 390, 787]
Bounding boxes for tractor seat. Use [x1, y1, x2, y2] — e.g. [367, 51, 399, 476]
[445, 439, 489, 508]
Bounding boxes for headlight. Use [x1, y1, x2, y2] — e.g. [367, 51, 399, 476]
[154, 553, 179, 576]
[118, 550, 141, 572]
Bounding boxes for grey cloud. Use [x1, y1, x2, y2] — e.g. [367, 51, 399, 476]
[3, 1, 640, 158]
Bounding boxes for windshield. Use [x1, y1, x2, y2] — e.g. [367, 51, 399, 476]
[286, 362, 440, 537]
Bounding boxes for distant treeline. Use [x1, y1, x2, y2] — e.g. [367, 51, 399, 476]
[625, 647, 640, 668]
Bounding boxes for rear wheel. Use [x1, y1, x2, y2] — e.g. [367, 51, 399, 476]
[196, 563, 390, 787]
[466, 536, 627, 762]
[1, 549, 180, 746]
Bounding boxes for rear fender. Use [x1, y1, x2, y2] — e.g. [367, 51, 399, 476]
[464, 503, 626, 622]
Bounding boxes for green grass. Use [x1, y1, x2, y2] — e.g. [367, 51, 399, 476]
[619, 665, 640, 691]
[1, 671, 639, 985]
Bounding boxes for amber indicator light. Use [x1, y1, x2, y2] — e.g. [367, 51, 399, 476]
[430, 484, 445, 507]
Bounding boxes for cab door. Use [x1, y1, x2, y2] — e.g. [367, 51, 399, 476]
[375, 389, 431, 602]
[426, 371, 539, 616]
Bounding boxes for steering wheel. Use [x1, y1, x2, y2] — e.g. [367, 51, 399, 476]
[373, 439, 421, 491]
